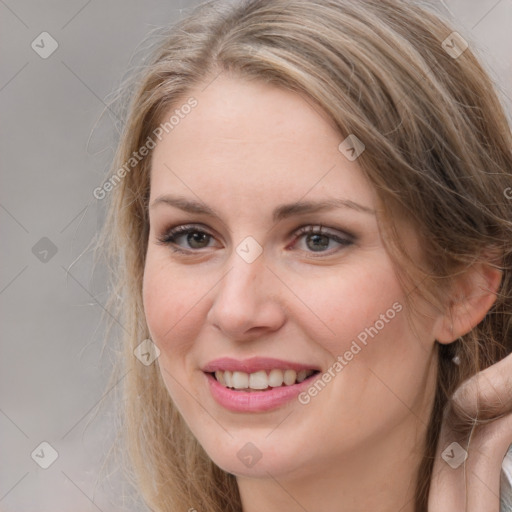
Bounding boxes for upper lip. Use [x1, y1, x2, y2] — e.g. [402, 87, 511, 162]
[202, 357, 321, 374]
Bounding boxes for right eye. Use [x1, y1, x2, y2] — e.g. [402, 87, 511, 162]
[157, 224, 220, 253]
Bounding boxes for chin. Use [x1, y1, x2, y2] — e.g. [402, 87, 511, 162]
[197, 433, 312, 480]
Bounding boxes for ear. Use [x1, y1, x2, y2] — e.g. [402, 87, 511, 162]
[434, 260, 502, 344]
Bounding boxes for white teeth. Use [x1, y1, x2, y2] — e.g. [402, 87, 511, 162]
[232, 371, 249, 389]
[283, 369, 297, 386]
[249, 370, 269, 390]
[268, 368, 284, 387]
[213, 368, 316, 390]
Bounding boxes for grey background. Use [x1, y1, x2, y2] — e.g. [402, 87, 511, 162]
[0, 1, 511, 510]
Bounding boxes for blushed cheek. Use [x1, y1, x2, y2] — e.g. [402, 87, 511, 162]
[297, 270, 404, 358]
[321, 312, 409, 375]
[142, 265, 205, 358]
[320, 312, 431, 435]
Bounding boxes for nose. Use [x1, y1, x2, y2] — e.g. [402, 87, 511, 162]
[206, 250, 286, 340]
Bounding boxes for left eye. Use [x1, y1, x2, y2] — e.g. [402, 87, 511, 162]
[290, 225, 353, 254]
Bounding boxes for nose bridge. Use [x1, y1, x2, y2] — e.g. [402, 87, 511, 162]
[219, 247, 266, 307]
[207, 241, 284, 337]
[220, 233, 267, 297]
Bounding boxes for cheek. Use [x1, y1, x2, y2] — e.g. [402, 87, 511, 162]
[292, 260, 406, 351]
[142, 256, 207, 358]
[142, 258, 210, 416]
[291, 262, 431, 416]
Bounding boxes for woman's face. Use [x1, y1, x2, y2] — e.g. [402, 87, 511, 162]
[143, 75, 442, 480]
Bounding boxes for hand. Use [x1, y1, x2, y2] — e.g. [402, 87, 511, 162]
[429, 352, 512, 511]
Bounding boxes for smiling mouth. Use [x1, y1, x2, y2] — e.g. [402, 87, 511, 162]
[208, 369, 320, 392]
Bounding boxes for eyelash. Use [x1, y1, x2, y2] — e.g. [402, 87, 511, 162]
[156, 223, 354, 257]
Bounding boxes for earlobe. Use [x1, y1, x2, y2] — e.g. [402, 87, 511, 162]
[434, 262, 502, 344]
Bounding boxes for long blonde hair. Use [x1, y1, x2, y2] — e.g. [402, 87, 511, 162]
[97, 1, 512, 510]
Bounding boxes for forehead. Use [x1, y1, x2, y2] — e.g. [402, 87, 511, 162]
[150, 75, 375, 209]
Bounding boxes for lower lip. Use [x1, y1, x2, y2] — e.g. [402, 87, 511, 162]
[205, 372, 318, 412]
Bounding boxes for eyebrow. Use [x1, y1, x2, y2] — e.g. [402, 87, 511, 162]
[150, 194, 375, 222]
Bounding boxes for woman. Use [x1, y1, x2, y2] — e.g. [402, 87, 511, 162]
[98, 1, 512, 510]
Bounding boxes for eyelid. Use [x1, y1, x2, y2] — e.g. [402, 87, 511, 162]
[292, 224, 355, 241]
[162, 222, 215, 237]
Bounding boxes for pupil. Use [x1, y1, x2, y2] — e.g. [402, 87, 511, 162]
[188, 232, 208, 248]
[308, 233, 329, 251]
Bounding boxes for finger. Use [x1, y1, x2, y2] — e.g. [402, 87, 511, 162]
[451, 352, 512, 420]
[429, 413, 512, 512]
[465, 414, 512, 512]
[429, 446, 466, 511]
